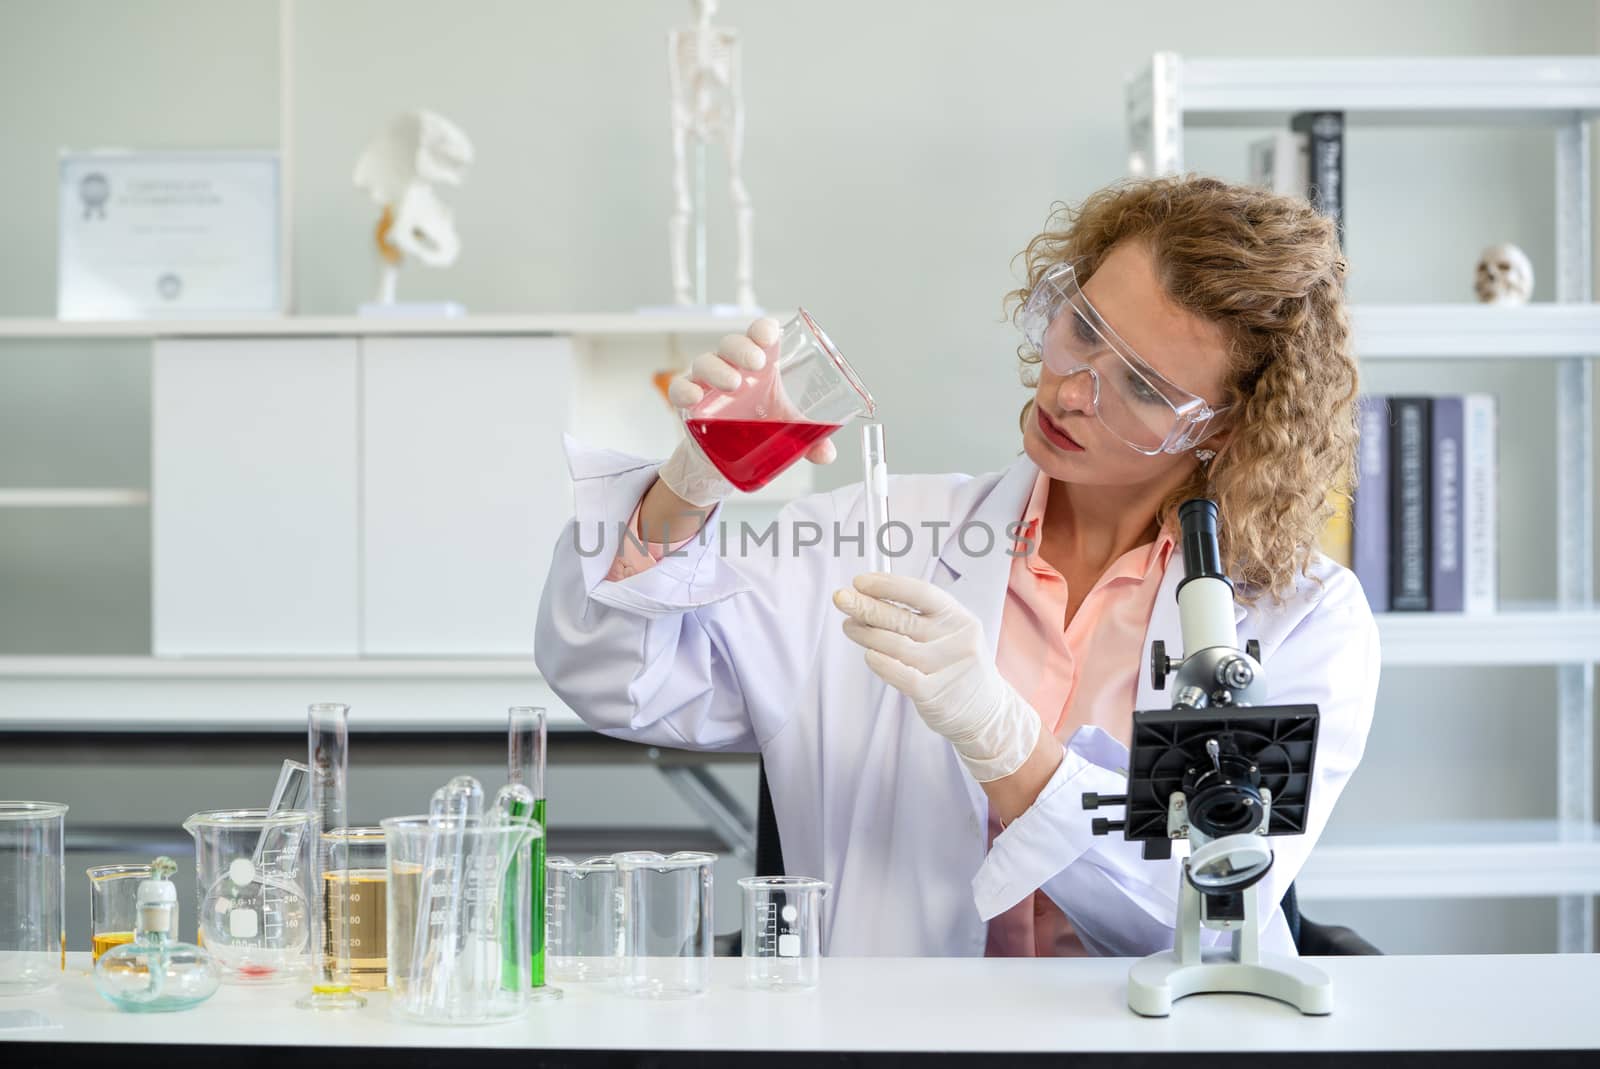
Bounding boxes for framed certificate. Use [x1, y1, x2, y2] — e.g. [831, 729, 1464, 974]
[58, 150, 280, 320]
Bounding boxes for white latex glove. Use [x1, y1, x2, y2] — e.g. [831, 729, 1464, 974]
[658, 317, 838, 507]
[833, 573, 1043, 783]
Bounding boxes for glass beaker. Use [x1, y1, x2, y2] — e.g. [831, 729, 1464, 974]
[382, 814, 542, 1025]
[546, 855, 620, 983]
[682, 310, 875, 492]
[614, 851, 715, 1000]
[0, 801, 67, 995]
[321, 827, 387, 992]
[182, 809, 314, 985]
[88, 863, 153, 962]
[739, 876, 830, 991]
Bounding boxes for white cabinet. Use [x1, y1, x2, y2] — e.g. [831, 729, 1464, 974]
[153, 335, 575, 657]
[152, 334, 579, 656]
[152, 338, 360, 656]
[360, 336, 574, 656]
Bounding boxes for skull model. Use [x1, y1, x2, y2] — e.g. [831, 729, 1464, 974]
[1473, 243, 1534, 305]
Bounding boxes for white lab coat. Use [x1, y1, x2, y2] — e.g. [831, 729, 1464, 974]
[535, 438, 1379, 958]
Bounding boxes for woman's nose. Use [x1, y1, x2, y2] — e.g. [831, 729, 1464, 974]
[1053, 366, 1097, 415]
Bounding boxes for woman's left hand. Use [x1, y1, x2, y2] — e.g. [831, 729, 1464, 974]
[833, 573, 1042, 782]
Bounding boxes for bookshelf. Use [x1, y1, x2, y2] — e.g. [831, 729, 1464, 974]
[1127, 53, 1599, 952]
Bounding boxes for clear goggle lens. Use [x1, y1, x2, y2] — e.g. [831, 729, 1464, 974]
[1018, 263, 1223, 455]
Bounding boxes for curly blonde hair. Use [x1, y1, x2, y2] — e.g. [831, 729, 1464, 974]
[1008, 175, 1358, 605]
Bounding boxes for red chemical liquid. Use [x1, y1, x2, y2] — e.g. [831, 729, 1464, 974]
[686, 418, 842, 492]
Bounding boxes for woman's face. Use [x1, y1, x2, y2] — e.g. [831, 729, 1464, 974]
[1021, 241, 1233, 492]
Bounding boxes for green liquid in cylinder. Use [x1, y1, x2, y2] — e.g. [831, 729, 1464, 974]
[502, 797, 547, 989]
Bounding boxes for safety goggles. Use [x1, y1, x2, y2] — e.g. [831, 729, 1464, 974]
[1017, 262, 1229, 455]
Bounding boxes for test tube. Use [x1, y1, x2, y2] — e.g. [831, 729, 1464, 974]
[862, 422, 891, 574]
[507, 706, 561, 1000]
[296, 702, 366, 1011]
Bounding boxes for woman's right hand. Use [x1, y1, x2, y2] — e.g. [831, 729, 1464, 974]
[657, 317, 836, 509]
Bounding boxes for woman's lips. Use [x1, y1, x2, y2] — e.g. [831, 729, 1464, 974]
[1037, 406, 1084, 452]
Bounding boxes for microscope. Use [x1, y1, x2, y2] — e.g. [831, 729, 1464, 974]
[1084, 499, 1331, 1016]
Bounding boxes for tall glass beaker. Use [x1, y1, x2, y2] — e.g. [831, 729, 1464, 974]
[182, 808, 314, 985]
[0, 801, 67, 994]
[615, 851, 715, 999]
[382, 813, 541, 1024]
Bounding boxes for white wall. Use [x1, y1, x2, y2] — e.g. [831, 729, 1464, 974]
[1, 0, 1598, 954]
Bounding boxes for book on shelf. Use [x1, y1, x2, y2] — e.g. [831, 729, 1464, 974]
[1290, 111, 1345, 246]
[1390, 397, 1433, 612]
[1248, 130, 1309, 196]
[1431, 396, 1465, 612]
[1352, 395, 1391, 612]
[1317, 488, 1353, 569]
[1351, 393, 1499, 616]
[1462, 394, 1499, 615]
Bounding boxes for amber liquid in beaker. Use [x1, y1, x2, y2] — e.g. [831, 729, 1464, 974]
[92, 932, 135, 961]
[323, 869, 388, 991]
[386, 862, 421, 995]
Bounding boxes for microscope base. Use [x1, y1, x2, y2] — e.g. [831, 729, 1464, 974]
[1128, 950, 1332, 1017]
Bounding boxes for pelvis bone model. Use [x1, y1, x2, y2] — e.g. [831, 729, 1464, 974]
[352, 110, 474, 305]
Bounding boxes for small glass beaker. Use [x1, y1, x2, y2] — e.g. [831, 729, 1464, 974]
[615, 851, 715, 1000]
[682, 310, 875, 492]
[382, 814, 542, 1025]
[0, 801, 67, 995]
[739, 876, 830, 991]
[88, 863, 153, 962]
[321, 828, 387, 992]
[182, 808, 314, 985]
[546, 855, 620, 983]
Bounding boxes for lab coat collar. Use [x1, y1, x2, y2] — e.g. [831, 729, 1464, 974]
[935, 454, 1039, 583]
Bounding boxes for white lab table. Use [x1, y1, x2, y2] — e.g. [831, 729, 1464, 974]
[3, 953, 1597, 1067]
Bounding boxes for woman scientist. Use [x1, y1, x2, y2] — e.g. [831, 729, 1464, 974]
[535, 175, 1378, 958]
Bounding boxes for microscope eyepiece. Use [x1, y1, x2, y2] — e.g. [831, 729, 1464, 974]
[1178, 498, 1224, 583]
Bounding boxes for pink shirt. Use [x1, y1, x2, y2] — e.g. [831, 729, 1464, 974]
[984, 471, 1174, 957]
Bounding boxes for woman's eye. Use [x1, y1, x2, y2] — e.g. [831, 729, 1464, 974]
[1123, 369, 1165, 404]
[1071, 310, 1098, 345]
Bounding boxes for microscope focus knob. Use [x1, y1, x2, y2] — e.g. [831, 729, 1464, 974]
[1151, 641, 1170, 690]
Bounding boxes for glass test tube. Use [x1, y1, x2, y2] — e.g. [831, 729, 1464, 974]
[296, 702, 365, 1011]
[507, 706, 560, 999]
[862, 422, 891, 574]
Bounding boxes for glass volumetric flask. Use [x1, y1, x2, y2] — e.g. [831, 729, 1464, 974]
[0, 801, 67, 994]
[183, 809, 314, 985]
[88, 863, 153, 962]
[546, 856, 620, 983]
[739, 876, 830, 991]
[682, 310, 874, 492]
[615, 851, 715, 1000]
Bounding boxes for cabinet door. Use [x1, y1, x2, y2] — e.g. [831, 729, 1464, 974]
[361, 336, 574, 656]
[152, 338, 360, 656]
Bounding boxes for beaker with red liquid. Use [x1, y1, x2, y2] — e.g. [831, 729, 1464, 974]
[682, 309, 874, 493]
